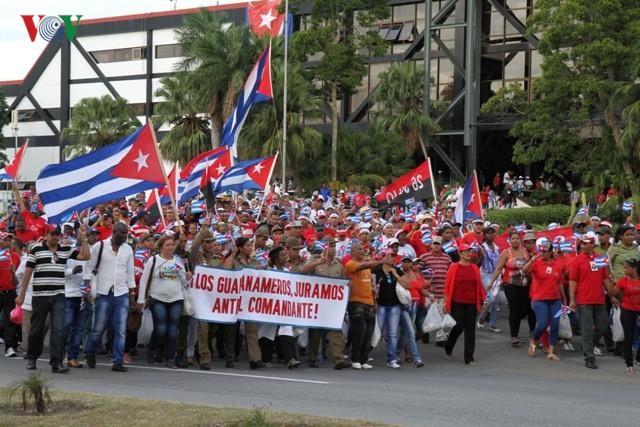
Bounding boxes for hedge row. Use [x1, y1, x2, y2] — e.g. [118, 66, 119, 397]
[486, 204, 572, 229]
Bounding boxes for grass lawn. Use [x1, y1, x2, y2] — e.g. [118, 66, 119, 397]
[0, 388, 391, 427]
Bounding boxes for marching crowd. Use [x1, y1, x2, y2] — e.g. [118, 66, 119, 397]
[1, 181, 640, 377]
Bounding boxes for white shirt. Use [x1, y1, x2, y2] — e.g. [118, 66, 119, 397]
[83, 238, 135, 297]
[65, 259, 87, 298]
[397, 243, 417, 259]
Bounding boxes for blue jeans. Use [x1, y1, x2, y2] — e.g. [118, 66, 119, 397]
[376, 304, 401, 363]
[86, 293, 129, 365]
[479, 273, 498, 327]
[531, 299, 562, 346]
[149, 298, 183, 362]
[63, 297, 91, 360]
[398, 303, 422, 362]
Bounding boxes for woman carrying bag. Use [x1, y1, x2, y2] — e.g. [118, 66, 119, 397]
[137, 235, 192, 369]
[443, 243, 486, 365]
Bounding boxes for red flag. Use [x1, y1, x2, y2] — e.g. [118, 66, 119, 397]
[376, 161, 432, 206]
[0, 140, 29, 181]
[248, 0, 285, 37]
[111, 124, 165, 184]
[534, 226, 574, 242]
[159, 165, 179, 200]
[180, 146, 228, 180]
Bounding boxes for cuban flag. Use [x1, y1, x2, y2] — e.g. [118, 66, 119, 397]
[454, 170, 483, 224]
[254, 249, 269, 268]
[135, 249, 151, 262]
[593, 255, 609, 269]
[178, 147, 231, 204]
[422, 231, 433, 245]
[623, 200, 634, 212]
[37, 124, 166, 224]
[220, 44, 272, 157]
[247, 0, 291, 37]
[146, 164, 181, 210]
[559, 241, 576, 253]
[191, 200, 206, 214]
[0, 141, 28, 181]
[212, 154, 278, 194]
[443, 240, 457, 254]
[404, 197, 415, 207]
[0, 249, 10, 261]
[515, 223, 527, 233]
[576, 205, 589, 216]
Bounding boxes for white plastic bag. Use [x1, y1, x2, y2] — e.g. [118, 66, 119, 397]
[395, 284, 412, 306]
[442, 314, 457, 332]
[138, 309, 154, 345]
[297, 328, 309, 348]
[558, 313, 572, 340]
[422, 303, 443, 333]
[370, 317, 382, 348]
[611, 307, 624, 342]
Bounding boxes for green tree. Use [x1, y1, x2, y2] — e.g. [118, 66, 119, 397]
[240, 42, 323, 182]
[176, 10, 262, 147]
[489, 0, 640, 197]
[154, 74, 211, 166]
[61, 96, 140, 159]
[291, 0, 390, 182]
[0, 89, 10, 163]
[371, 61, 440, 158]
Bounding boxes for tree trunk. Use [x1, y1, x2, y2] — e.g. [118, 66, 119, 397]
[331, 83, 338, 182]
[210, 118, 220, 148]
[605, 109, 639, 197]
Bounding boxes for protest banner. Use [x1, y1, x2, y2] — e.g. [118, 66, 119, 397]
[376, 160, 435, 208]
[189, 265, 350, 329]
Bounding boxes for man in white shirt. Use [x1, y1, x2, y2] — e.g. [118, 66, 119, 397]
[83, 222, 135, 372]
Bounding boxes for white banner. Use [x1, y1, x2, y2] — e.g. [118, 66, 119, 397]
[189, 265, 350, 329]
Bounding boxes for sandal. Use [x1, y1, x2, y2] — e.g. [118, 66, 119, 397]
[626, 366, 635, 375]
[547, 353, 561, 361]
[528, 342, 537, 357]
[511, 337, 521, 348]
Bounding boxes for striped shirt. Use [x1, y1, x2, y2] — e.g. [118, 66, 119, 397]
[420, 252, 452, 298]
[26, 244, 79, 297]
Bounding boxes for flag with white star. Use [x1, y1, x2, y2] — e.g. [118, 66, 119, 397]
[212, 154, 278, 194]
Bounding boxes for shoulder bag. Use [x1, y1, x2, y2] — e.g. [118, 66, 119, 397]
[90, 242, 105, 299]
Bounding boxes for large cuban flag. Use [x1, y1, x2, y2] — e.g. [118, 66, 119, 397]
[454, 170, 483, 224]
[212, 154, 278, 194]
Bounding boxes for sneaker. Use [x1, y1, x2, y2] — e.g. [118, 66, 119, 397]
[351, 362, 362, 370]
[225, 360, 234, 368]
[585, 359, 598, 369]
[362, 363, 373, 370]
[26, 360, 36, 370]
[415, 360, 424, 368]
[567, 342, 575, 352]
[594, 347, 603, 357]
[5, 347, 17, 358]
[250, 361, 265, 370]
[287, 359, 301, 369]
[111, 364, 128, 372]
[0, 338, 4, 344]
[489, 326, 502, 333]
[200, 363, 211, 370]
[386, 360, 400, 369]
[51, 364, 70, 374]
[165, 359, 177, 369]
[334, 360, 352, 370]
[476, 320, 485, 329]
[367, 357, 374, 363]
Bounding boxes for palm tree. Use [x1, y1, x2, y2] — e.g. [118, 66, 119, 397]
[176, 10, 262, 147]
[61, 95, 140, 159]
[240, 56, 323, 181]
[154, 74, 211, 166]
[371, 61, 440, 158]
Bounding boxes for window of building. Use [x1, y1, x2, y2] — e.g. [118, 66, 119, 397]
[155, 44, 183, 59]
[17, 110, 41, 122]
[90, 47, 147, 63]
[385, 23, 403, 41]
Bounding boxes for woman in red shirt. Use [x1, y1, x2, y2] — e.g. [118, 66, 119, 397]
[443, 244, 486, 364]
[523, 239, 566, 361]
[607, 258, 640, 374]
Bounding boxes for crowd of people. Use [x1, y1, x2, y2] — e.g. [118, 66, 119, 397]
[1, 180, 639, 377]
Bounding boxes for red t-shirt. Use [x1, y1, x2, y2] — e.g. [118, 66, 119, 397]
[96, 225, 113, 241]
[15, 229, 38, 244]
[410, 275, 428, 305]
[461, 232, 483, 246]
[554, 253, 576, 287]
[452, 263, 477, 304]
[530, 258, 562, 301]
[21, 209, 47, 238]
[0, 252, 20, 291]
[615, 277, 640, 312]
[569, 253, 608, 305]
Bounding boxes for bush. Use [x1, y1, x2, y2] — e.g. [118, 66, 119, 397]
[486, 204, 571, 228]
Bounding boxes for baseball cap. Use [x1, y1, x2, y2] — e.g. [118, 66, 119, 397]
[432, 236, 443, 244]
[386, 238, 399, 247]
[322, 235, 336, 244]
[285, 237, 303, 249]
[317, 210, 327, 218]
[458, 243, 471, 252]
[472, 219, 484, 224]
[580, 231, 597, 242]
[596, 226, 611, 235]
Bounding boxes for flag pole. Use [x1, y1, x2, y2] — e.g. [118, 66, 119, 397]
[281, 1, 289, 190]
[15, 139, 29, 179]
[427, 157, 438, 208]
[147, 119, 183, 234]
[473, 169, 484, 220]
[257, 151, 279, 222]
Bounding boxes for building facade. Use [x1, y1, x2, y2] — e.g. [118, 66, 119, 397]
[2, 0, 539, 185]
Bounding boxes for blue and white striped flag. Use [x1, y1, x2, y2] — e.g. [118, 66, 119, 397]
[622, 200, 634, 212]
[576, 205, 589, 216]
[593, 255, 609, 269]
[443, 240, 457, 254]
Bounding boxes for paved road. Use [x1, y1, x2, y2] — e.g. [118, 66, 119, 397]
[1, 318, 638, 426]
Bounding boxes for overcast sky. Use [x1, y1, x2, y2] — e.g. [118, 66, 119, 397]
[1, 0, 244, 81]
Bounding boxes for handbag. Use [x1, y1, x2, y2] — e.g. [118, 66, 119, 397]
[143, 255, 157, 309]
[611, 306, 624, 342]
[422, 303, 443, 333]
[181, 284, 195, 316]
[395, 284, 412, 306]
[129, 255, 156, 332]
[558, 313, 573, 340]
